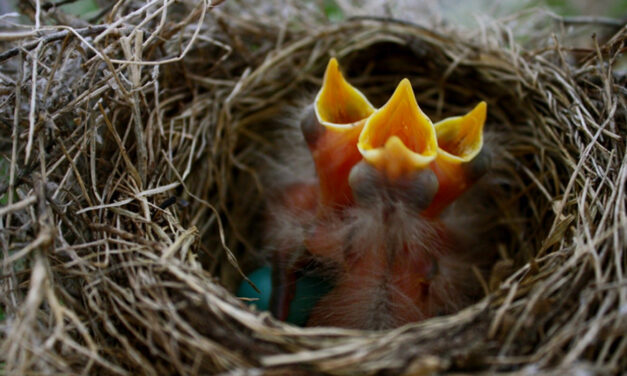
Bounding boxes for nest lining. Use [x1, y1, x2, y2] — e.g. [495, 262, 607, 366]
[0, 1, 625, 375]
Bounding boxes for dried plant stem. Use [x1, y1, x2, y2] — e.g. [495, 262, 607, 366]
[0, 1, 624, 375]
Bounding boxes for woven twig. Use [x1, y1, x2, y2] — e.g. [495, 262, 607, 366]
[0, 1, 625, 374]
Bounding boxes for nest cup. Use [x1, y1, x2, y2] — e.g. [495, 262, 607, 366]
[0, 2, 625, 375]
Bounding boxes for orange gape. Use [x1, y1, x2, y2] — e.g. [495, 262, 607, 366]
[269, 58, 490, 329]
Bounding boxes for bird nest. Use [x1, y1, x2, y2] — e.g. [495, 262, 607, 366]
[1, 1, 625, 374]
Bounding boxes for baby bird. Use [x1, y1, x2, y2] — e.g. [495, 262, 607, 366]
[266, 59, 493, 329]
[267, 58, 375, 319]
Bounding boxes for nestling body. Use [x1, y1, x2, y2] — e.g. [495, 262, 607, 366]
[261, 58, 495, 330]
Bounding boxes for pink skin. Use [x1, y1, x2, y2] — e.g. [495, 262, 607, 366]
[305, 204, 474, 330]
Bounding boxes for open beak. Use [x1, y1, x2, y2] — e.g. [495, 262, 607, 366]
[303, 60, 488, 216]
[355, 81, 487, 215]
[301, 58, 375, 209]
[435, 101, 486, 164]
[314, 58, 375, 126]
[423, 101, 488, 216]
[357, 79, 438, 181]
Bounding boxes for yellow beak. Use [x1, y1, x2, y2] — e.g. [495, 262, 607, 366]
[301, 58, 375, 209]
[357, 79, 438, 181]
[424, 101, 488, 216]
[304, 60, 488, 215]
[314, 58, 375, 127]
[435, 101, 486, 164]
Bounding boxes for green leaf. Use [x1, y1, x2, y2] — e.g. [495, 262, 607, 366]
[60, 0, 101, 19]
[545, 0, 578, 16]
[323, 0, 344, 22]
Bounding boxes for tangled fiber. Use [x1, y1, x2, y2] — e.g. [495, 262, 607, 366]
[0, 0, 625, 374]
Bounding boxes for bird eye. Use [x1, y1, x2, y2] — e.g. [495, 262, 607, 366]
[462, 147, 491, 182]
[391, 169, 439, 211]
[300, 105, 324, 146]
[348, 160, 383, 205]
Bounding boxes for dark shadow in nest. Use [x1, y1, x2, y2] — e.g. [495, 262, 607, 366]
[213, 40, 554, 330]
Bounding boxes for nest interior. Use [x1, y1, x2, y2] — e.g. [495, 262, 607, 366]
[0, 1, 625, 375]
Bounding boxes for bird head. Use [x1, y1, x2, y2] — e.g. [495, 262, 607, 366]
[357, 79, 438, 179]
[351, 79, 488, 216]
[300, 58, 374, 209]
[351, 79, 440, 212]
[424, 101, 489, 216]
